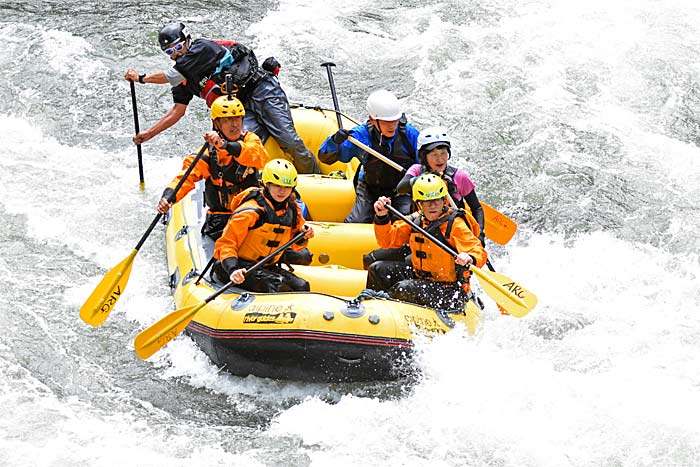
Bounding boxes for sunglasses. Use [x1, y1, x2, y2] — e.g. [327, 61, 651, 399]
[164, 41, 186, 56]
[419, 198, 444, 207]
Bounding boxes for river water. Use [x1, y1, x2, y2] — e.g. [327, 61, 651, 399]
[1, 0, 699, 465]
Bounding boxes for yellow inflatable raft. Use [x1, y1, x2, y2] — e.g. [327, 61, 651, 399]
[163, 106, 482, 382]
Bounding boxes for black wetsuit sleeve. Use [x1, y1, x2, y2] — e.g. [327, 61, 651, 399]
[464, 190, 485, 242]
[222, 257, 239, 275]
[162, 187, 176, 201]
[223, 141, 242, 158]
[374, 214, 391, 225]
[396, 173, 416, 196]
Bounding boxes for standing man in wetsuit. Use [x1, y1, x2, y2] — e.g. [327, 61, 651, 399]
[124, 22, 319, 174]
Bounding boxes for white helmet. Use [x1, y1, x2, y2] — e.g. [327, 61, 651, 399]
[418, 126, 451, 153]
[366, 90, 402, 121]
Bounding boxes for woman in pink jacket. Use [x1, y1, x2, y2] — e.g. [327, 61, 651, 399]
[396, 126, 485, 244]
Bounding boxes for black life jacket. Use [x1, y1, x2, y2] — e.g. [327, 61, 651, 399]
[174, 39, 263, 103]
[362, 115, 416, 194]
[201, 144, 259, 213]
[173, 39, 227, 98]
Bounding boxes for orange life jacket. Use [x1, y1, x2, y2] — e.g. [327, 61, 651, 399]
[231, 188, 298, 264]
[409, 209, 480, 283]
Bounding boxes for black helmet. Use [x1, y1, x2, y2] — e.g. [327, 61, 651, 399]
[158, 23, 190, 50]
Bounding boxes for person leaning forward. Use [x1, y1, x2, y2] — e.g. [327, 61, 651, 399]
[157, 95, 267, 240]
[212, 159, 315, 292]
[366, 174, 487, 313]
[124, 22, 320, 174]
[317, 89, 420, 223]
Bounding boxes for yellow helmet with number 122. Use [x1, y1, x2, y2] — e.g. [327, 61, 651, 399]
[412, 173, 447, 201]
[261, 159, 298, 187]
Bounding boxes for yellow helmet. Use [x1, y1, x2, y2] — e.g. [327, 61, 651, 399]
[210, 95, 245, 120]
[412, 173, 447, 201]
[261, 159, 298, 187]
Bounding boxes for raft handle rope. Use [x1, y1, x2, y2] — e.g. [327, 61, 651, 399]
[288, 102, 361, 127]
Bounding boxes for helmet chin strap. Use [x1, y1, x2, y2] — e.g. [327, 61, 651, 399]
[372, 118, 391, 145]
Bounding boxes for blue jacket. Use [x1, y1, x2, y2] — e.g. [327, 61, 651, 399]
[318, 120, 420, 185]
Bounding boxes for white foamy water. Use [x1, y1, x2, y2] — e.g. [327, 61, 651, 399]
[1, 0, 699, 465]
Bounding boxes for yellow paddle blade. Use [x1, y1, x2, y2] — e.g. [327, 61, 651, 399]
[482, 203, 517, 245]
[79, 250, 137, 327]
[470, 267, 537, 318]
[134, 302, 206, 360]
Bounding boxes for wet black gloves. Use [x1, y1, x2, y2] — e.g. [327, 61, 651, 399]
[332, 128, 350, 144]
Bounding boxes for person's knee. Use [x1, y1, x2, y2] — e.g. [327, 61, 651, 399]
[363, 247, 402, 270]
[282, 248, 313, 266]
[390, 280, 416, 302]
[362, 251, 378, 270]
[345, 203, 373, 223]
[365, 261, 384, 290]
[286, 277, 309, 292]
[367, 260, 382, 276]
[276, 267, 310, 292]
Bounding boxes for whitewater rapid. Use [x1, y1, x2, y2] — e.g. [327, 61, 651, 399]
[1, 0, 699, 465]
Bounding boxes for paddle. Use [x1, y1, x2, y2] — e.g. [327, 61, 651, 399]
[129, 80, 145, 191]
[481, 202, 517, 246]
[80, 144, 211, 327]
[321, 62, 344, 131]
[384, 204, 537, 318]
[134, 230, 308, 359]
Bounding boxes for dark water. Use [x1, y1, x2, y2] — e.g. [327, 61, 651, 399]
[1, 0, 700, 465]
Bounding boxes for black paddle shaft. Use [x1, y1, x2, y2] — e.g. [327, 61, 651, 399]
[386, 204, 495, 272]
[321, 62, 344, 130]
[486, 259, 496, 272]
[385, 205, 460, 259]
[204, 230, 308, 304]
[129, 80, 145, 186]
[387, 203, 496, 271]
[134, 144, 211, 252]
